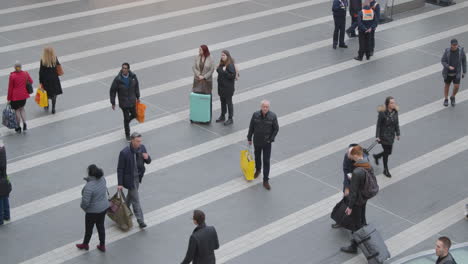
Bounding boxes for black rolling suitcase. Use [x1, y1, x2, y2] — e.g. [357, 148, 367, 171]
[363, 140, 378, 156]
[352, 224, 391, 264]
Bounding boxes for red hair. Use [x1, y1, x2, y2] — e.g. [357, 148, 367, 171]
[200, 45, 210, 58]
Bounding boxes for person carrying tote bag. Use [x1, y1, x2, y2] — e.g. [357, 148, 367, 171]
[192, 45, 215, 95]
[39, 46, 63, 114]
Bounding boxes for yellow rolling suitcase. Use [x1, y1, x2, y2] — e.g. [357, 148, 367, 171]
[240, 147, 255, 181]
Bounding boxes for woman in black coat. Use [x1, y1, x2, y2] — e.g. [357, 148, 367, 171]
[39, 47, 63, 114]
[215, 50, 236, 126]
[373, 96, 400, 178]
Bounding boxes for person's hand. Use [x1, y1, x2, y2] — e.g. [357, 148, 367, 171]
[376, 137, 381, 142]
[223, 66, 226, 71]
[345, 207, 352, 216]
[112, 105, 115, 110]
[248, 141, 252, 145]
[397, 136, 400, 141]
[198, 75, 204, 80]
[142, 153, 149, 160]
[7, 101, 10, 104]
[117, 185, 123, 190]
[449, 66, 455, 70]
[344, 188, 350, 196]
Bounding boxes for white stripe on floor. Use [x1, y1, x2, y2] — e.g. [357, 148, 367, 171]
[0, 0, 79, 15]
[1, 0, 465, 80]
[343, 198, 468, 264]
[0, 0, 325, 53]
[216, 137, 468, 263]
[0, 0, 173, 33]
[19, 94, 468, 264]
[5, 23, 467, 175]
[8, 64, 439, 223]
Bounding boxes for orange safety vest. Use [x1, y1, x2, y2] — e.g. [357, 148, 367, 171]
[362, 9, 374, 21]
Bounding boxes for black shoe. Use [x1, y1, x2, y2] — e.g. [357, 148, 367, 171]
[384, 168, 392, 178]
[450, 96, 456, 107]
[354, 56, 363, 61]
[23, 123, 27, 131]
[139, 222, 147, 228]
[373, 154, 379, 166]
[216, 116, 225, 123]
[331, 223, 342, 229]
[125, 135, 131, 141]
[333, 44, 337, 50]
[339, 44, 348, 48]
[254, 170, 261, 179]
[15, 127, 22, 133]
[366, 55, 371, 60]
[44, 106, 49, 111]
[263, 181, 271, 190]
[443, 99, 449, 107]
[370, 51, 374, 56]
[51, 109, 56, 114]
[340, 245, 358, 254]
[346, 30, 352, 38]
[224, 119, 233, 126]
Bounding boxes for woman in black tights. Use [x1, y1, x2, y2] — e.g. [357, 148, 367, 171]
[373, 96, 400, 177]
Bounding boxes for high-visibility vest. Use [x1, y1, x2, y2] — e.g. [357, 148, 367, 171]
[362, 9, 374, 21]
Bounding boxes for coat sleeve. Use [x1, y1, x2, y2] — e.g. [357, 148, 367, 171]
[226, 64, 236, 80]
[332, 0, 340, 12]
[203, 57, 215, 80]
[270, 115, 279, 142]
[375, 112, 383, 138]
[39, 61, 44, 84]
[373, 4, 380, 27]
[395, 112, 400, 137]
[181, 235, 197, 264]
[134, 75, 140, 100]
[7, 74, 13, 101]
[462, 48, 467, 74]
[80, 184, 92, 211]
[192, 56, 200, 76]
[109, 78, 118, 106]
[0, 147, 6, 178]
[247, 113, 255, 141]
[357, 12, 367, 32]
[347, 169, 361, 208]
[213, 227, 220, 250]
[441, 49, 450, 69]
[117, 151, 125, 186]
[142, 145, 151, 164]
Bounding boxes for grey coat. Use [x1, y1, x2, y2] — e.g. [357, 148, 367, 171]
[80, 176, 109, 213]
[192, 55, 215, 94]
[441, 47, 466, 80]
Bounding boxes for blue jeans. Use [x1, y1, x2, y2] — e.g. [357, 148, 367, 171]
[0, 196, 10, 224]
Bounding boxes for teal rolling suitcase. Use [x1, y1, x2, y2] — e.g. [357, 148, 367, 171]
[190, 92, 211, 123]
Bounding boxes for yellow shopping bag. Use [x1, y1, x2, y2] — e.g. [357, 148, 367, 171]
[240, 148, 255, 181]
[35, 88, 48, 108]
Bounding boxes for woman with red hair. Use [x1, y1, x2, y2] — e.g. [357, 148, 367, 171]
[192, 45, 214, 95]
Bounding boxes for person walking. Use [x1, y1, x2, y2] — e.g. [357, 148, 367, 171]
[340, 145, 371, 254]
[0, 143, 11, 226]
[369, 0, 380, 56]
[110, 63, 141, 141]
[215, 50, 236, 126]
[332, 0, 349, 49]
[181, 210, 219, 264]
[39, 47, 63, 114]
[354, 0, 377, 61]
[247, 100, 279, 190]
[7, 62, 33, 133]
[76, 164, 109, 252]
[435, 237, 457, 264]
[373, 96, 400, 178]
[441, 39, 466, 107]
[117, 132, 151, 228]
[346, 0, 362, 38]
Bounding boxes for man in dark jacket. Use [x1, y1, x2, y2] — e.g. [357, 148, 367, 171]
[346, 0, 362, 37]
[247, 100, 279, 190]
[354, 0, 377, 61]
[0, 142, 11, 226]
[435, 237, 457, 264]
[341, 145, 370, 254]
[110, 62, 140, 141]
[441, 39, 466, 107]
[181, 210, 219, 264]
[332, 0, 349, 49]
[117, 132, 151, 228]
[369, 0, 380, 56]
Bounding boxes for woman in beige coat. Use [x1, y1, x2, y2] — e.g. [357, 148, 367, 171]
[192, 45, 215, 95]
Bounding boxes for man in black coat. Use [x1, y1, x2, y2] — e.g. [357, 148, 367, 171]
[332, 0, 349, 49]
[247, 100, 279, 190]
[0, 142, 11, 225]
[435, 237, 457, 264]
[117, 132, 151, 228]
[181, 210, 219, 264]
[110, 62, 140, 141]
[346, 0, 362, 37]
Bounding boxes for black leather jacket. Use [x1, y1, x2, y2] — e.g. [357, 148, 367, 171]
[247, 110, 279, 146]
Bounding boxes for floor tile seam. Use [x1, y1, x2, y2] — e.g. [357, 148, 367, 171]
[0, 0, 79, 15]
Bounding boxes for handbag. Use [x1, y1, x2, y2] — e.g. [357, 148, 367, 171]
[330, 197, 355, 230]
[240, 147, 256, 181]
[135, 101, 147, 123]
[2, 105, 18, 129]
[35, 88, 48, 107]
[107, 190, 133, 231]
[56, 64, 64, 76]
[192, 79, 212, 94]
[26, 81, 33, 94]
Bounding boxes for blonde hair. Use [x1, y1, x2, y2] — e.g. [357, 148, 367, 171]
[41, 47, 57, 68]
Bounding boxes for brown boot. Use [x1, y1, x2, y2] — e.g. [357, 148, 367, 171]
[263, 181, 271, 190]
[254, 170, 261, 179]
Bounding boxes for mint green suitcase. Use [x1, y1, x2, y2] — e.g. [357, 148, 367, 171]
[190, 92, 211, 123]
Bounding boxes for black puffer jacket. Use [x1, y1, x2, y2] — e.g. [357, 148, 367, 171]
[181, 224, 219, 264]
[216, 64, 236, 98]
[247, 110, 279, 146]
[0, 146, 11, 197]
[376, 106, 400, 145]
[109, 71, 140, 108]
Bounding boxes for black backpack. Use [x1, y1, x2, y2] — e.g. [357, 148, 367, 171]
[0, 177, 12, 197]
[360, 167, 379, 200]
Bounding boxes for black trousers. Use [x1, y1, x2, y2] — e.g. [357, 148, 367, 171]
[370, 29, 376, 53]
[333, 15, 346, 46]
[358, 31, 371, 58]
[375, 144, 393, 170]
[121, 106, 137, 136]
[254, 143, 272, 181]
[83, 210, 106, 245]
[220, 96, 233, 119]
[350, 201, 367, 232]
[347, 15, 358, 33]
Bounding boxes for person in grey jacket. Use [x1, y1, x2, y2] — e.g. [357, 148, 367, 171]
[247, 100, 279, 190]
[435, 237, 457, 264]
[373, 96, 400, 178]
[110, 63, 140, 141]
[181, 210, 219, 264]
[441, 39, 466, 107]
[76, 164, 109, 252]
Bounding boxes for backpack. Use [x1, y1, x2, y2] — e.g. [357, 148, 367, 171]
[360, 167, 379, 200]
